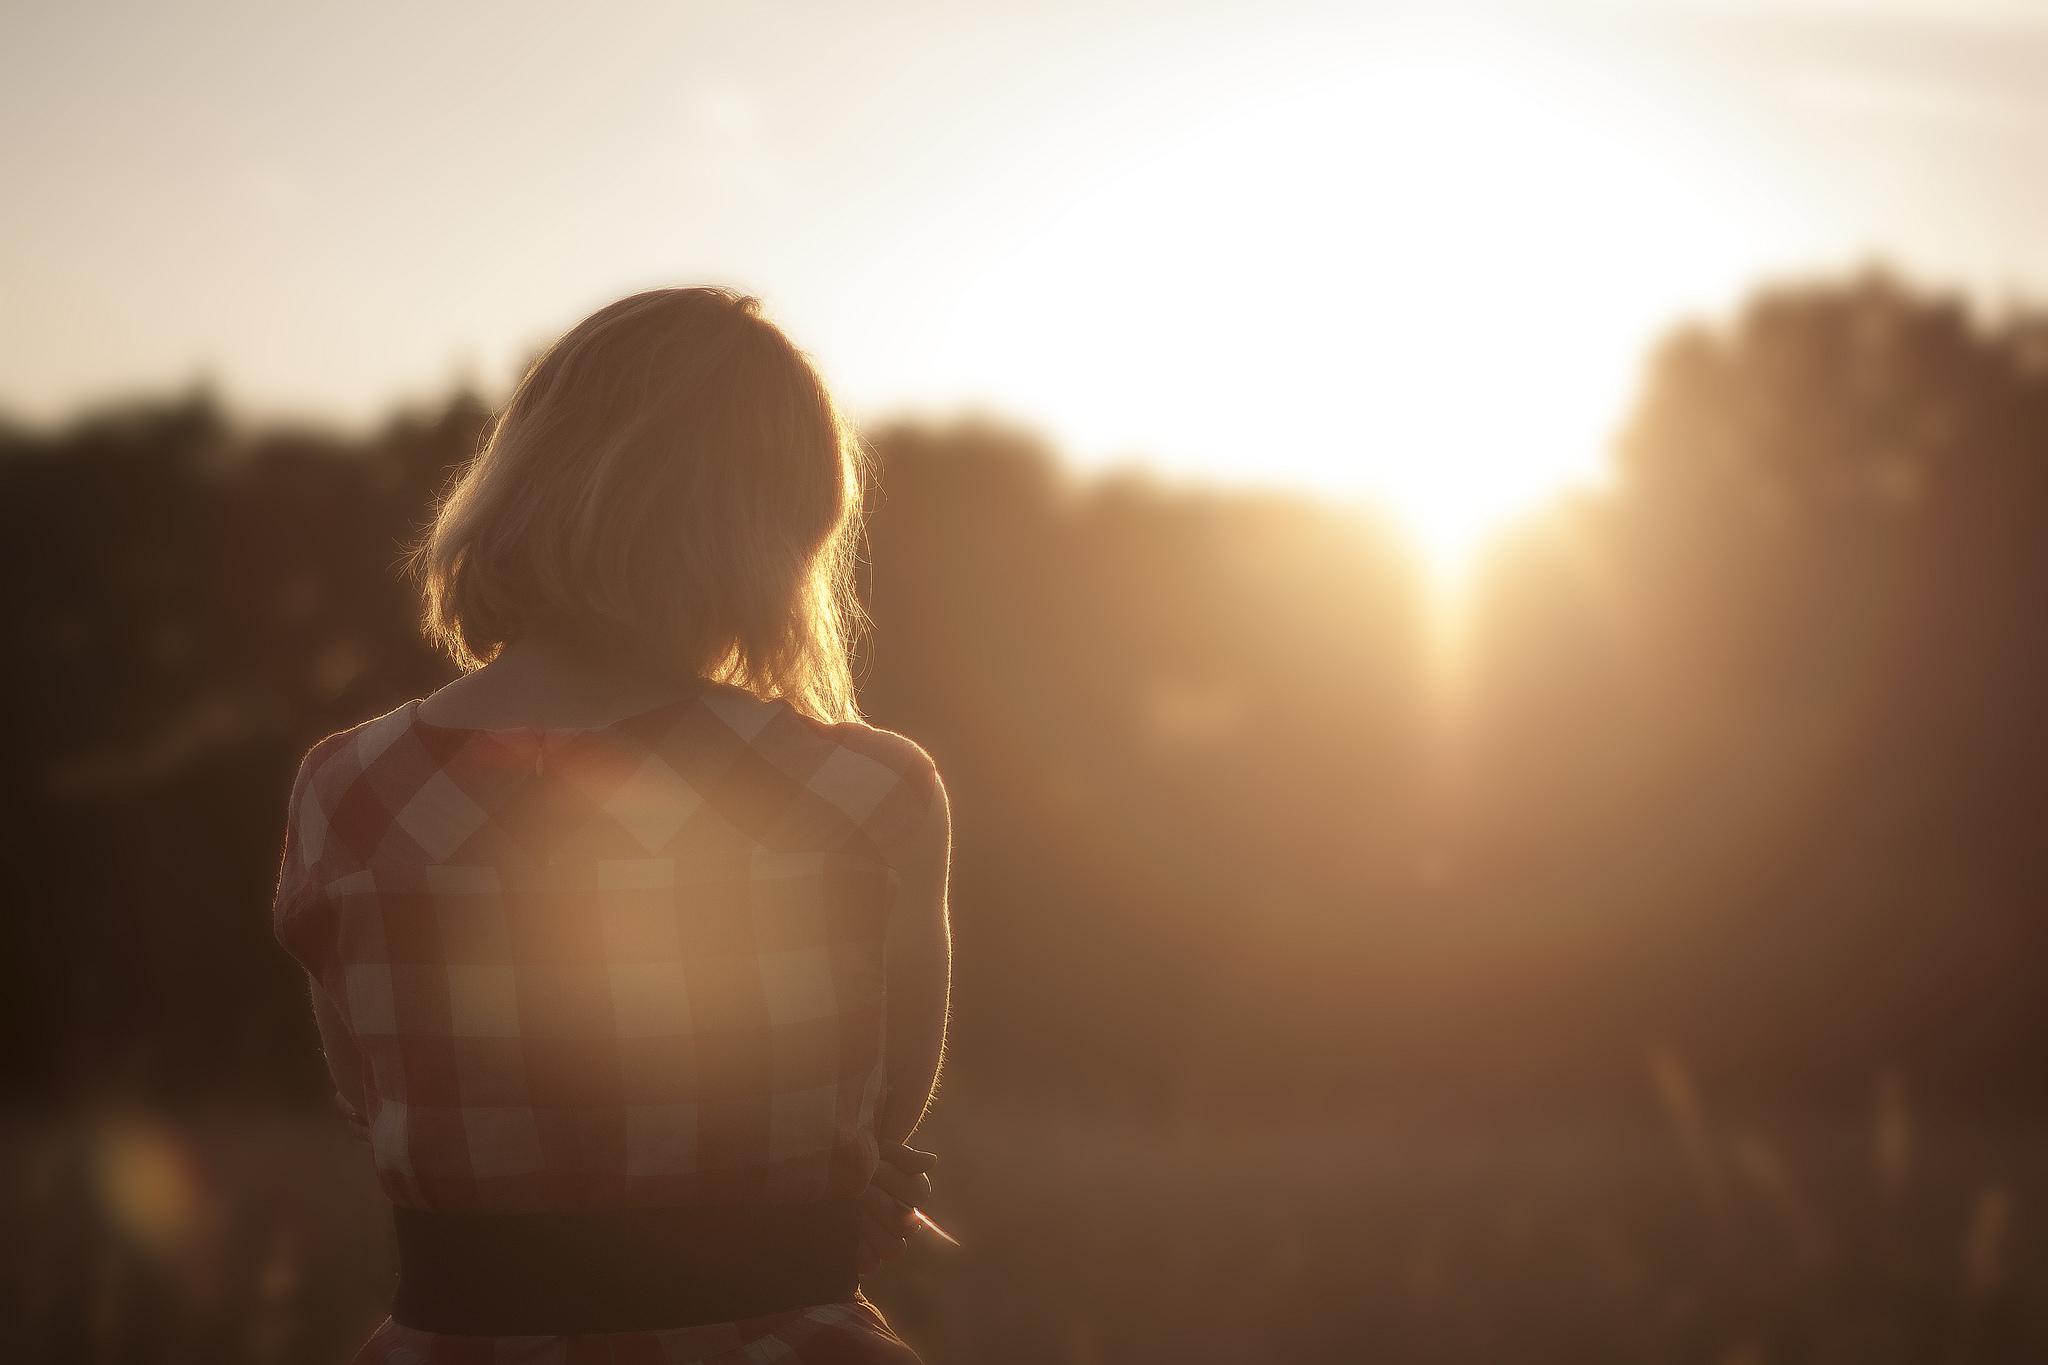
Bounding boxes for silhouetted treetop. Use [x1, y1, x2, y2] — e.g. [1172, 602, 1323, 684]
[4, 274, 2046, 1114]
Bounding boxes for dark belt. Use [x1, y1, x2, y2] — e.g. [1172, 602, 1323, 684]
[390, 1199, 862, 1336]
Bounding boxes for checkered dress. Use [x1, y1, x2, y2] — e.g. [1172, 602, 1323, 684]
[274, 684, 937, 1361]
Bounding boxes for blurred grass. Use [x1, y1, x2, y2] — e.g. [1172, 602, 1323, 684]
[8, 1088, 2047, 1364]
[3, 1109, 393, 1363]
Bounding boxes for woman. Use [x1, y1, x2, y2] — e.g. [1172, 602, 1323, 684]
[272, 288, 951, 1364]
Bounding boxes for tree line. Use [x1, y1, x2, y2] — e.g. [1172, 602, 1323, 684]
[4, 272, 2043, 1116]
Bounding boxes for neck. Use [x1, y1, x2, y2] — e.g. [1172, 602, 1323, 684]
[504, 623, 685, 685]
[420, 626, 703, 730]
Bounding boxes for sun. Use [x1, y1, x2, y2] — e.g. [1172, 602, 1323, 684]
[927, 41, 1759, 587]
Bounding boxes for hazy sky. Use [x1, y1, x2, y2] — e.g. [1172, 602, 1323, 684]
[7, 0, 2048, 551]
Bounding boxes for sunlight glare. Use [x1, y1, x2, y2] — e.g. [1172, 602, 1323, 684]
[927, 42, 1762, 587]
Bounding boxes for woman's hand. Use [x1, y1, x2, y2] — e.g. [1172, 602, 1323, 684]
[335, 1090, 370, 1142]
[856, 1139, 938, 1275]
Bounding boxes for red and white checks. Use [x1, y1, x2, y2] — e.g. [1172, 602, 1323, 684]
[274, 682, 939, 1216]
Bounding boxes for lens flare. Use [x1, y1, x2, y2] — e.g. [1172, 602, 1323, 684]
[95, 1123, 207, 1254]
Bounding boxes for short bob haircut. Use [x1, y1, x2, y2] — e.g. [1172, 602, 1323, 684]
[416, 288, 865, 723]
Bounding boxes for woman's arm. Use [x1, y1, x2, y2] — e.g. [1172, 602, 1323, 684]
[856, 777, 952, 1271]
[308, 973, 370, 1136]
[878, 776, 951, 1144]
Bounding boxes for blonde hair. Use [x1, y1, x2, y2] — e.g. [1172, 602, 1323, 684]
[416, 288, 865, 723]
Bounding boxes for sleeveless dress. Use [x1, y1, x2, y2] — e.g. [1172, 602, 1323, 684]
[272, 682, 939, 1365]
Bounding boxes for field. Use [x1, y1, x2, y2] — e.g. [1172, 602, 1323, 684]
[8, 1093, 2045, 1365]
[9, 280, 2048, 1363]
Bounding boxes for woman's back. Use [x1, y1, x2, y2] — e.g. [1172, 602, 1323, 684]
[276, 679, 938, 1213]
[273, 288, 948, 1363]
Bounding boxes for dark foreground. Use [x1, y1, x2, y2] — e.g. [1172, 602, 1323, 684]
[6, 1101, 2044, 1365]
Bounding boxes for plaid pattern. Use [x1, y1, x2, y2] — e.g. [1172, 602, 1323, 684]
[276, 683, 938, 1214]
[353, 1298, 920, 1365]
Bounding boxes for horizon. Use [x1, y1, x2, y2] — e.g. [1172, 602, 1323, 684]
[9, 0, 2048, 568]
[8, 13, 2048, 1345]
[1, 259, 2010, 594]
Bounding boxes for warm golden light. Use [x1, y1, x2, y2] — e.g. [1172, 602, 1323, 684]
[95, 1123, 207, 1254]
[924, 41, 1766, 585]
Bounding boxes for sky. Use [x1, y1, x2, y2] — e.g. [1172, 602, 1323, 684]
[6, 0, 2048, 563]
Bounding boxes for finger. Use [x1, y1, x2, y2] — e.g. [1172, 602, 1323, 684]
[876, 1138, 937, 1170]
[871, 1166, 931, 1216]
[877, 1141, 938, 1175]
[859, 1182, 918, 1234]
[860, 1205, 907, 1255]
[336, 1094, 371, 1142]
[860, 1228, 906, 1265]
[857, 1220, 889, 1263]
[859, 1195, 903, 1242]
[858, 1209, 907, 1264]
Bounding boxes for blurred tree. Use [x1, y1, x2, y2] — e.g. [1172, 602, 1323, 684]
[1459, 272, 2048, 1107]
[2, 273, 2043, 1116]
